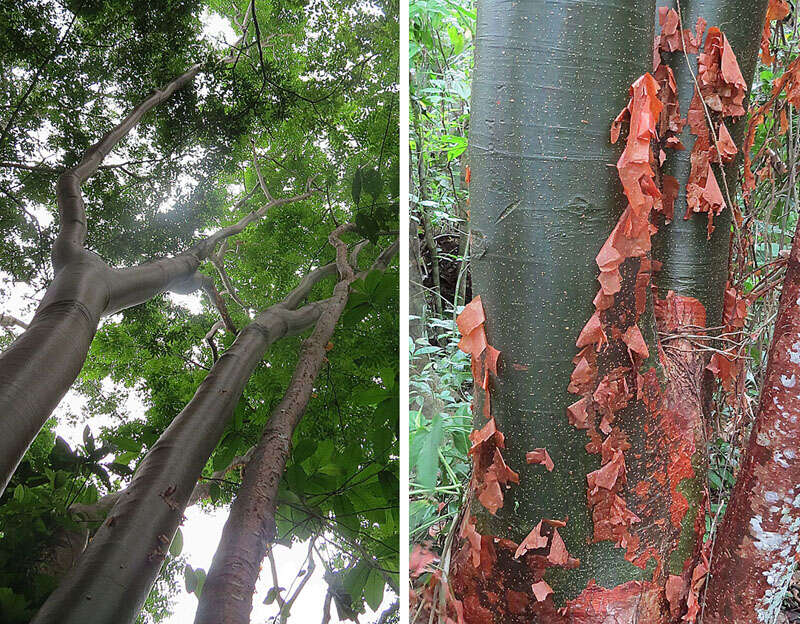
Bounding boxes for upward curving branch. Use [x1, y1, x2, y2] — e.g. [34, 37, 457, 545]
[53, 64, 202, 268]
[0, 56, 320, 498]
[0, 313, 28, 330]
[0, 63, 209, 497]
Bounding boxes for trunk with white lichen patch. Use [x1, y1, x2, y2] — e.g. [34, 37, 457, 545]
[703, 216, 800, 623]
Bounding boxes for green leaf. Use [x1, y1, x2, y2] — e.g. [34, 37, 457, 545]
[292, 438, 317, 464]
[83, 425, 95, 454]
[184, 565, 197, 593]
[0, 587, 30, 624]
[312, 439, 335, 466]
[112, 437, 141, 453]
[447, 24, 464, 55]
[209, 482, 221, 504]
[361, 168, 382, 198]
[354, 386, 390, 406]
[285, 464, 307, 496]
[169, 528, 183, 556]
[343, 562, 370, 603]
[364, 569, 384, 611]
[213, 440, 238, 473]
[194, 568, 207, 597]
[263, 586, 284, 605]
[364, 269, 382, 294]
[416, 414, 443, 490]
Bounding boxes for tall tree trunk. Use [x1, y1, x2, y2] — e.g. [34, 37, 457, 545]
[448, 1, 766, 622]
[194, 232, 397, 624]
[703, 217, 800, 623]
[0, 65, 201, 496]
[31, 261, 339, 624]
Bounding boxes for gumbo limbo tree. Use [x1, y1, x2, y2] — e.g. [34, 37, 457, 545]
[0, 1, 399, 623]
[415, 0, 800, 623]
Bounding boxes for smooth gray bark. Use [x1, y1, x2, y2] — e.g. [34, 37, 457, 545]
[32, 260, 338, 624]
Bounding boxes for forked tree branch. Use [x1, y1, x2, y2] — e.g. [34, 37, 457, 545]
[197, 274, 237, 335]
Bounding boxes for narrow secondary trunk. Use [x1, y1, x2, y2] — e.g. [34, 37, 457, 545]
[703, 218, 800, 623]
[413, 104, 443, 317]
[31, 295, 328, 624]
[448, 1, 766, 622]
[195, 237, 397, 624]
[653, 0, 767, 321]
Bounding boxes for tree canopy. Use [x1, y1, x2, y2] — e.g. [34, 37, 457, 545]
[0, 1, 399, 622]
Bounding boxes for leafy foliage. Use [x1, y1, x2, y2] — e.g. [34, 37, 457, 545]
[408, 0, 473, 583]
[0, 0, 398, 621]
[409, 318, 472, 543]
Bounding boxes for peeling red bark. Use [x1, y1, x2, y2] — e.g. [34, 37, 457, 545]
[450, 520, 668, 624]
[704, 220, 800, 623]
[449, 67, 712, 624]
[760, 0, 790, 64]
[443, 5, 769, 622]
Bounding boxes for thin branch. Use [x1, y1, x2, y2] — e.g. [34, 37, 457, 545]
[205, 320, 223, 363]
[197, 273, 237, 334]
[252, 140, 274, 202]
[370, 239, 400, 272]
[69, 446, 256, 523]
[320, 590, 332, 624]
[210, 248, 250, 313]
[193, 174, 319, 257]
[279, 539, 316, 622]
[221, 0, 253, 66]
[266, 545, 288, 613]
[0, 313, 28, 330]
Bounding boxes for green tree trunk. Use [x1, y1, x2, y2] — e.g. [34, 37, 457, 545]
[653, 0, 767, 321]
[448, 1, 767, 622]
